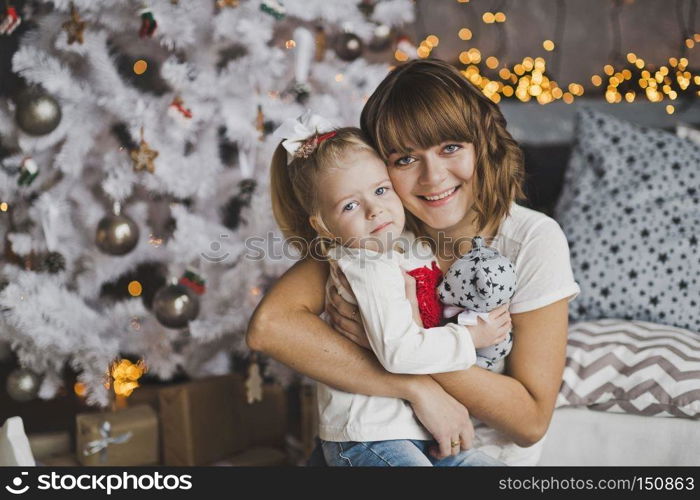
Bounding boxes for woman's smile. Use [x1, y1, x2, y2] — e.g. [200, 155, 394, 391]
[418, 185, 462, 206]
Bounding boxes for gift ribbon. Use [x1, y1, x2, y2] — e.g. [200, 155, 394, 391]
[83, 420, 133, 463]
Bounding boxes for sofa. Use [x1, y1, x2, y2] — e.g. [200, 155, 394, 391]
[515, 107, 700, 466]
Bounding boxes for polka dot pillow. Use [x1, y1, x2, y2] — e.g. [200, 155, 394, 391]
[554, 108, 700, 334]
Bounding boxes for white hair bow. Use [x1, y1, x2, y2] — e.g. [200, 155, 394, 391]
[273, 111, 334, 165]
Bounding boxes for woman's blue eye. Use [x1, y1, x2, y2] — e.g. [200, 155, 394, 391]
[395, 156, 415, 166]
[343, 201, 358, 212]
[375, 186, 390, 195]
[443, 144, 461, 153]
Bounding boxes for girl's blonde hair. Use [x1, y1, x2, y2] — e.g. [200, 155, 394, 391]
[360, 58, 526, 237]
[270, 126, 376, 259]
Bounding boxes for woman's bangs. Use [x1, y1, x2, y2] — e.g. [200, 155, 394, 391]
[374, 81, 472, 158]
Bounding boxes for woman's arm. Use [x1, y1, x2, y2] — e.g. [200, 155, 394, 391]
[430, 297, 570, 447]
[246, 257, 475, 457]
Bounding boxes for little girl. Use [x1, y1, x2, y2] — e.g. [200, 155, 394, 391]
[269, 114, 510, 466]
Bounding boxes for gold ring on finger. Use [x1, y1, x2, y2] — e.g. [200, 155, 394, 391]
[451, 440, 460, 448]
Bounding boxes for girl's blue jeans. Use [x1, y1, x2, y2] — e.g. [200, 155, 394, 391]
[317, 439, 505, 467]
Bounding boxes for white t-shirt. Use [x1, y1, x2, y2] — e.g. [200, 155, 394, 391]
[319, 203, 580, 464]
[469, 203, 580, 465]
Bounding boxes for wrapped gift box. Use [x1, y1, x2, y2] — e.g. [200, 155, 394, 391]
[158, 373, 287, 466]
[76, 404, 158, 466]
[29, 431, 71, 460]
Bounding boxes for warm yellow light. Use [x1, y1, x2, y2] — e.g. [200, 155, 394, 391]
[502, 85, 514, 97]
[625, 91, 635, 102]
[499, 68, 511, 79]
[395, 50, 409, 62]
[494, 12, 506, 22]
[563, 92, 574, 104]
[626, 52, 637, 63]
[458, 28, 473, 40]
[694, 75, 700, 85]
[604, 64, 614, 76]
[128, 281, 142, 297]
[457, 0, 470, 3]
[622, 69, 632, 80]
[669, 90, 678, 100]
[591, 75, 602, 86]
[529, 85, 542, 96]
[483, 12, 495, 23]
[610, 76, 620, 86]
[133, 60, 148, 75]
[74, 382, 87, 397]
[543, 40, 555, 51]
[486, 56, 499, 69]
[523, 57, 534, 71]
[459, 51, 470, 64]
[695, 33, 700, 42]
[0, 202, 7, 212]
[605, 90, 616, 103]
[514, 64, 524, 75]
[669, 57, 678, 67]
[686, 38, 695, 49]
[666, 105, 675, 114]
[426, 35, 439, 47]
[552, 87, 563, 99]
[285, 39, 296, 49]
[417, 46, 430, 58]
[468, 48, 481, 63]
[635, 58, 645, 69]
[660, 66, 669, 76]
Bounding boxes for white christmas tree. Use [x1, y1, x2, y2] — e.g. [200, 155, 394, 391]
[0, 0, 414, 407]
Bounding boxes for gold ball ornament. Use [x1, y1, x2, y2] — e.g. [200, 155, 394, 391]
[6, 368, 41, 402]
[14, 88, 62, 136]
[335, 32, 363, 62]
[95, 211, 139, 256]
[152, 283, 200, 329]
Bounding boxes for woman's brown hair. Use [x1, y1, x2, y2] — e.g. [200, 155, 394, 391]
[269, 127, 375, 259]
[360, 58, 526, 237]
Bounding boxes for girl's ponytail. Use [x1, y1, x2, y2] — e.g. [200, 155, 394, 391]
[269, 143, 317, 258]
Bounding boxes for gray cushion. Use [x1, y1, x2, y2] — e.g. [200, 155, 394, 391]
[554, 108, 700, 333]
[557, 319, 700, 418]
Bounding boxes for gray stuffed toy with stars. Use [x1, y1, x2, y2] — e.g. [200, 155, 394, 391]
[437, 236, 516, 371]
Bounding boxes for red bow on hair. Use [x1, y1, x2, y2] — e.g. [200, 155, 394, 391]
[407, 261, 444, 328]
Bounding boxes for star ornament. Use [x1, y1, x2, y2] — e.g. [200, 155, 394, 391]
[63, 4, 86, 45]
[130, 138, 158, 173]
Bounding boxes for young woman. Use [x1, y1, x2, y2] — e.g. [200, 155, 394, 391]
[247, 59, 580, 465]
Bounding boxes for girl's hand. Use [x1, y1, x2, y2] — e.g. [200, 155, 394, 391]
[407, 377, 475, 459]
[468, 304, 511, 349]
[325, 263, 371, 349]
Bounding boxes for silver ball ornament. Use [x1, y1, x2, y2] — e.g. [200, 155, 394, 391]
[153, 284, 200, 329]
[96, 213, 140, 255]
[15, 88, 62, 136]
[6, 368, 41, 402]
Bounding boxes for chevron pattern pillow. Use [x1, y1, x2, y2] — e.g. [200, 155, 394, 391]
[557, 319, 700, 418]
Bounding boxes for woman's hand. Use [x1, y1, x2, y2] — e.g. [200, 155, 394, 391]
[406, 377, 475, 459]
[325, 263, 371, 349]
